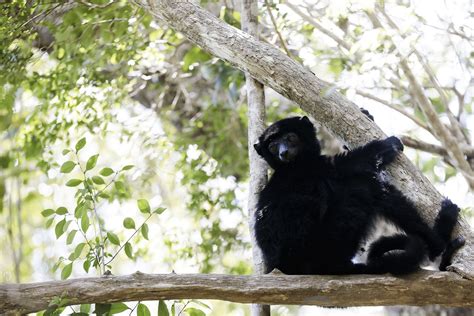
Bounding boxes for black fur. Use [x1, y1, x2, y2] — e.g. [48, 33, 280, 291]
[254, 116, 462, 275]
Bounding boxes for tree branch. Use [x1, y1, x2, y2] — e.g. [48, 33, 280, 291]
[401, 136, 474, 158]
[263, 0, 293, 58]
[284, 2, 350, 50]
[354, 89, 430, 132]
[1, 272, 473, 314]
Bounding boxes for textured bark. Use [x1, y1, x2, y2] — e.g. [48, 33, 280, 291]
[1, 272, 473, 314]
[242, 1, 270, 315]
[134, 0, 473, 278]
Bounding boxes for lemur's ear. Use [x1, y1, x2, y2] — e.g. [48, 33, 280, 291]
[300, 116, 311, 123]
[300, 116, 314, 127]
[254, 142, 263, 155]
[300, 116, 317, 132]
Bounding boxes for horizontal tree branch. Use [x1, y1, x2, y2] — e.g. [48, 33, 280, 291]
[1, 272, 473, 314]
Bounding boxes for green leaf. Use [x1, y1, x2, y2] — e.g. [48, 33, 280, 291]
[66, 179, 83, 187]
[158, 301, 169, 316]
[64, 220, 72, 232]
[66, 230, 77, 245]
[110, 302, 129, 314]
[189, 300, 210, 310]
[121, 165, 134, 171]
[74, 204, 87, 219]
[97, 192, 110, 199]
[184, 308, 206, 316]
[83, 259, 91, 273]
[141, 223, 149, 240]
[154, 207, 166, 214]
[137, 199, 150, 213]
[60, 161, 76, 173]
[81, 214, 90, 232]
[75, 138, 86, 152]
[99, 167, 114, 176]
[41, 209, 55, 217]
[61, 262, 73, 279]
[95, 304, 111, 315]
[183, 46, 212, 71]
[80, 304, 91, 313]
[123, 217, 135, 229]
[56, 206, 68, 215]
[137, 303, 150, 316]
[114, 181, 125, 192]
[55, 218, 66, 239]
[124, 242, 133, 259]
[62, 149, 71, 155]
[45, 217, 54, 228]
[107, 232, 120, 246]
[52, 260, 61, 272]
[92, 176, 105, 185]
[86, 154, 99, 171]
[70, 242, 86, 260]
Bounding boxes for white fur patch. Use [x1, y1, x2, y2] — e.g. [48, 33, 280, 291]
[351, 216, 402, 264]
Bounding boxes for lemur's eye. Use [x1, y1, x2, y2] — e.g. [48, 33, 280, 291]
[286, 133, 298, 142]
[268, 142, 278, 154]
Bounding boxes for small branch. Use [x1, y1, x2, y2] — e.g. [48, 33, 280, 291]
[263, 0, 293, 58]
[400, 136, 474, 158]
[104, 213, 153, 266]
[285, 2, 351, 50]
[1, 272, 473, 314]
[354, 89, 430, 132]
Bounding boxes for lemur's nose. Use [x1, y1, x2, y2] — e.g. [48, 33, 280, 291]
[279, 148, 289, 161]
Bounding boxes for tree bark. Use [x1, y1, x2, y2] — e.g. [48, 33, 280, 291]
[135, 0, 472, 278]
[1, 271, 473, 314]
[241, 1, 270, 315]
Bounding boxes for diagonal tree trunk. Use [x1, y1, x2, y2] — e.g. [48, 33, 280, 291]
[134, 0, 473, 279]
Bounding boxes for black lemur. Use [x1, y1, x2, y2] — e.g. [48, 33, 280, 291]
[253, 116, 464, 275]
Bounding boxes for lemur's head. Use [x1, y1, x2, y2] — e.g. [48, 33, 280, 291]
[254, 116, 320, 169]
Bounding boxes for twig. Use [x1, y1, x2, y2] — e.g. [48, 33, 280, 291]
[74, 151, 106, 274]
[355, 89, 430, 131]
[400, 136, 474, 158]
[104, 213, 153, 266]
[263, 0, 293, 58]
[178, 300, 190, 316]
[285, 2, 350, 50]
[129, 302, 139, 315]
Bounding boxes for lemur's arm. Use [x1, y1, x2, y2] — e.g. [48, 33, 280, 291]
[330, 136, 404, 176]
